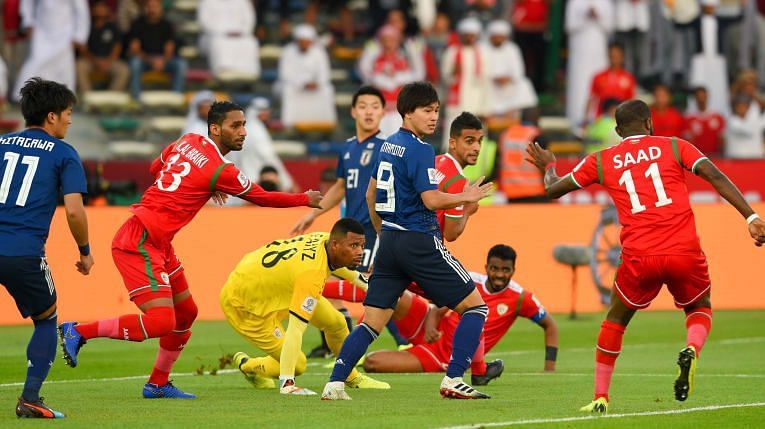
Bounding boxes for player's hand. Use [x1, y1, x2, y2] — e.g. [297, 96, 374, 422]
[525, 141, 556, 173]
[76, 253, 94, 276]
[290, 212, 316, 236]
[306, 190, 323, 208]
[210, 191, 228, 206]
[423, 309, 443, 343]
[462, 176, 493, 203]
[748, 218, 765, 247]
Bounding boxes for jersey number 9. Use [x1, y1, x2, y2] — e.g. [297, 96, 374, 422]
[375, 161, 395, 213]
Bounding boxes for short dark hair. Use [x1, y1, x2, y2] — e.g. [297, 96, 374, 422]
[487, 244, 517, 265]
[449, 111, 482, 137]
[614, 100, 650, 128]
[397, 81, 439, 117]
[330, 217, 365, 240]
[20, 78, 77, 127]
[207, 101, 244, 131]
[260, 165, 278, 176]
[353, 86, 385, 108]
[608, 41, 624, 52]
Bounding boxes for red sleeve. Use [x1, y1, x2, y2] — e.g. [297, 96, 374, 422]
[519, 292, 548, 323]
[569, 152, 599, 188]
[443, 175, 467, 218]
[149, 144, 175, 176]
[214, 163, 309, 207]
[628, 76, 636, 99]
[675, 138, 708, 174]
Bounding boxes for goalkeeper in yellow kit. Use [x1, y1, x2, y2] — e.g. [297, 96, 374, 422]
[220, 218, 390, 395]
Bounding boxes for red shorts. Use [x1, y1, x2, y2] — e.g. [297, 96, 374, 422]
[614, 253, 711, 310]
[112, 216, 185, 302]
[395, 294, 452, 372]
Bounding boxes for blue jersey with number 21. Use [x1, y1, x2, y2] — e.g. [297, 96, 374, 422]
[0, 128, 87, 257]
[374, 128, 440, 238]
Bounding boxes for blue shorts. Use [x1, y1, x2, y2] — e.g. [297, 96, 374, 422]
[0, 256, 57, 318]
[357, 223, 378, 273]
[364, 230, 475, 310]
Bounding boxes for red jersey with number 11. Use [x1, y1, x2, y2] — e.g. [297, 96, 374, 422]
[131, 133, 309, 247]
[569, 135, 708, 256]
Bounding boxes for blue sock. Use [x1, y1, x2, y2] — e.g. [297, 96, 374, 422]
[23, 313, 58, 402]
[446, 305, 488, 379]
[329, 323, 378, 382]
[386, 320, 408, 346]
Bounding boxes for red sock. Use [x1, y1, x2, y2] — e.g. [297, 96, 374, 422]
[685, 307, 712, 357]
[148, 297, 197, 386]
[322, 280, 367, 302]
[593, 320, 626, 401]
[470, 337, 487, 375]
[76, 307, 175, 341]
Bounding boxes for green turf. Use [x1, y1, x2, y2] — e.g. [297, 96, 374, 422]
[1, 310, 764, 428]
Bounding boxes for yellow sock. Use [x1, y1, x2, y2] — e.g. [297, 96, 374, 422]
[242, 356, 280, 378]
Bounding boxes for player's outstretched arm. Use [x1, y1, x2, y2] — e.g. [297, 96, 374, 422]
[291, 178, 346, 236]
[537, 314, 559, 372]
[420, 177, 493, 211]
[695, 160, 765, 247]
[525, 142, 578, 199]
[367, 178, 382, 233]
[63, 193, 94, 275]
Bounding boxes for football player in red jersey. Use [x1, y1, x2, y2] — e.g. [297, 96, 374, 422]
[59, 101, 322, 399]
[526, 99, 765, 413]
[361, 244, 558, 385]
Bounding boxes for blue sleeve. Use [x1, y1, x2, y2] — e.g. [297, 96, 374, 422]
[60, 147, 88, 195]
[335, 148, 345, 180]
[411, 144, 437, 194]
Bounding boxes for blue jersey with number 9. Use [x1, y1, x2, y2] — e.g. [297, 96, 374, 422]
[0, 128, 87, 257]
[373, 128, 440, 238]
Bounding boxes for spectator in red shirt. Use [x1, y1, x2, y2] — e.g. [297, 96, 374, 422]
[684, 87, 725, 156]
[585, 43, 636, 123]
[650, 84, 685, 137]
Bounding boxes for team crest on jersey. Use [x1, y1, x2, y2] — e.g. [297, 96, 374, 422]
[237, 172, 248, 187]
[496, 303, 508, 316]
[428, 168, 445, 185]
[160, 272, 169, 284]
[360, 150, 374, 166]
[301, 297, 317, 314]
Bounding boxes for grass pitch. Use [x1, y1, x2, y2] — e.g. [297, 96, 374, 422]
[1, 310, 763, 428]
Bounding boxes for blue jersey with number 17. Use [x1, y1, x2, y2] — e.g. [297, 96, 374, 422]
[374, 128, 440, 238]
[0, 128, 87, 257]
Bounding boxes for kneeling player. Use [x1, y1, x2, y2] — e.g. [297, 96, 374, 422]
[358, 245, 558, 384]
[220, 218, 389, 395]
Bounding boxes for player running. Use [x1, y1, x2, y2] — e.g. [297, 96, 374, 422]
[59, 101, 322, 399]
[526, 99, 765, 413]
[361, 245, 559, 383]
[222, 218, 389, 395]
[321, 82, 493, 401]
[0, 78, 93, 418]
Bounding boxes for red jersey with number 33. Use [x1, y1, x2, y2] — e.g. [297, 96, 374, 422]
[570, 135, 708, 256]
[131, 133, 308, 247]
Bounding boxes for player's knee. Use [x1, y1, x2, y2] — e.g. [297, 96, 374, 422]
[174, 296, 198, 330]
[144, 306, 176, 338]
[295, 354, 308, 376]
[362, 352, 382, 373]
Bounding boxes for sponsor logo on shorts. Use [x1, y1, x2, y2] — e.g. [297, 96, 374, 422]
[496, 304, 508, 316]
[301, 297, 317, 314]
[160, 272, 169, 283]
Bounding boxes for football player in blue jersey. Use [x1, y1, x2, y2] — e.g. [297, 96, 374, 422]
[322, 82, 493, 400]
[0, 78, 93, 418]
[291, 86, 409, 356]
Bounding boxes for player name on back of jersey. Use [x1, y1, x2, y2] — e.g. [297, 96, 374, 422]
[0, 135, 56, 152]
[613, 145, 661, 169]
[175, 140, 210, 169]
[381, 142, 406, 157]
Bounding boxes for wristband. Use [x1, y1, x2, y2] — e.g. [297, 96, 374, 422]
[545, 346, 558, 362]
[78, 243, 90, 256]
[747, 213, 759, 225]
[544, 162, 556, 171]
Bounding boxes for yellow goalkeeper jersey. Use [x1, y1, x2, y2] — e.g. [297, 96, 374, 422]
[220, 232, 366, 322]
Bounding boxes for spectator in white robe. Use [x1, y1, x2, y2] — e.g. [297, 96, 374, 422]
[13, 0, 89, 101]
[197, 0, 260, 78]
[227, 97, 297, 206]
[276, 24, 336, 128]
[182, 90, 216, 136]
[614, 0, 650, 79]
[482, 20, 538, 118]
[565, 0, 613, 129]
[441, 17, 490, 149]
